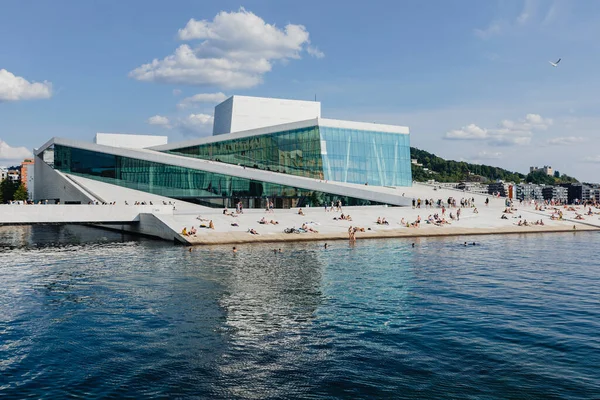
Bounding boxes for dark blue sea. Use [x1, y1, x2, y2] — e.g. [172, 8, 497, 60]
[1, 225, 599, 399]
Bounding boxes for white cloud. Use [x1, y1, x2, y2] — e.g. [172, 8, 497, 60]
[0, 69, 52, 102]
[147, 115, 171, 129]
[307, 45, 325, 58]
[178, 92, 227, 108]
[509, 113, 553, 130]
[547, 136, 585, 146]
[178, 113, 213, 135]
[445, 124, 488, 140]
[445, 113, 552, 147]
[130, 8, 322, 89]
[0, 139, 33, 162]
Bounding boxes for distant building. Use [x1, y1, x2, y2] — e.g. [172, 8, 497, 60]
[590, 186, 600, 203]
[552, 186, 568, 203]
[488, 181, 509, 197]
[7, 169, 20, 183]
[529, 165, 554, 176]
[516, 183, 544, 201]
[0, 166, 8, 181]
[21, 158, 35, 200]
[540, 185, 568, 203]
[559, 183, 592, 204]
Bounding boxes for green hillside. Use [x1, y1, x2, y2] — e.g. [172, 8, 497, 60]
[410, 147, 578, 184]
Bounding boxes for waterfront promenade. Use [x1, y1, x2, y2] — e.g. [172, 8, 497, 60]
[2, 181, 599, 245]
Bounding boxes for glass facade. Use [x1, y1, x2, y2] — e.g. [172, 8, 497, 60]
[49, 145, 385, 208]
[319, 126, 411, 187]
[168, 126, 323, 179]
[166, 125, 412, 187]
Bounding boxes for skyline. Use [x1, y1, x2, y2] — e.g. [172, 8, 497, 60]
[1, 0, 600, 182]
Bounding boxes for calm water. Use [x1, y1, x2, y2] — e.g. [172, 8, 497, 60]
[0, 225, 599, 399]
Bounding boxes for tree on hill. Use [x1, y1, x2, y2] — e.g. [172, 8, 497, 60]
[526, 170, 578, 185]
[410, 147, 525, 183]
[526, 170, 555, 185]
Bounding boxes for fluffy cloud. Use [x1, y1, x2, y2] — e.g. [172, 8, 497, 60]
[0, 139, 33, 161]
[129, 8, 322, 89]
[178, 113, 213, 135]
[445, 124, 488, 140]
[444, 113, 552, 146]
[0, 69, 52, 102]
[147, 115, 171, 128]
[499, 113, 552, 132]
[547, 136, 585, 145]
[178, 92, 227, 108]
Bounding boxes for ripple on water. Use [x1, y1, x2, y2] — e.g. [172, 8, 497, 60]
[0, 226, 599, 398]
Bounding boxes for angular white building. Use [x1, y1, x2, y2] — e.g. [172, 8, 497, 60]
[34, 96, 412, 209]
[213, 95, 321, 135]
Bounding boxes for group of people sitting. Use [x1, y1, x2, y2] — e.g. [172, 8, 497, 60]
[425, 214, 451, 226]
[516, 219, 545, 226]
[259, 217, 279, 225]
[182, 220, 215, 236]
[300, 223, 319, 233]
[550, 211, 564, 220]
[376, 217, 389, 225]
[182, 224, 214, 236]
[181, 226, 197, 236]
[333, 213, 352, 221]
[400, 216, 423, 228]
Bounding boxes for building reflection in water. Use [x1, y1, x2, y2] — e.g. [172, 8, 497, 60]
[0, 224, 137, 249]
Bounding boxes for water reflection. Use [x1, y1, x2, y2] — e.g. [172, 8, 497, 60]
[0, 224, 139, 249]
[218, 245, 324, 338]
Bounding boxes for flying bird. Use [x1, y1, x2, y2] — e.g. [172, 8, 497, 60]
[549, 58, 561, 67]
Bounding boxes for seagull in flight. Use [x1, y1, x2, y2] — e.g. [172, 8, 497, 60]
[549, 58, 561, 67]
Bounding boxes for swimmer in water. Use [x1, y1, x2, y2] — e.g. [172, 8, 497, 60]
[233, 246, 237, 253]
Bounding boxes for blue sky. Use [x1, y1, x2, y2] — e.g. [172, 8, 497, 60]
[1, 0, 600, 182]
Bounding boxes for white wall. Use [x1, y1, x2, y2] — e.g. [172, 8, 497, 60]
[213, 95, 321, 135]
[95, 133, 168, 149]
[0, 204, 173, 224]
